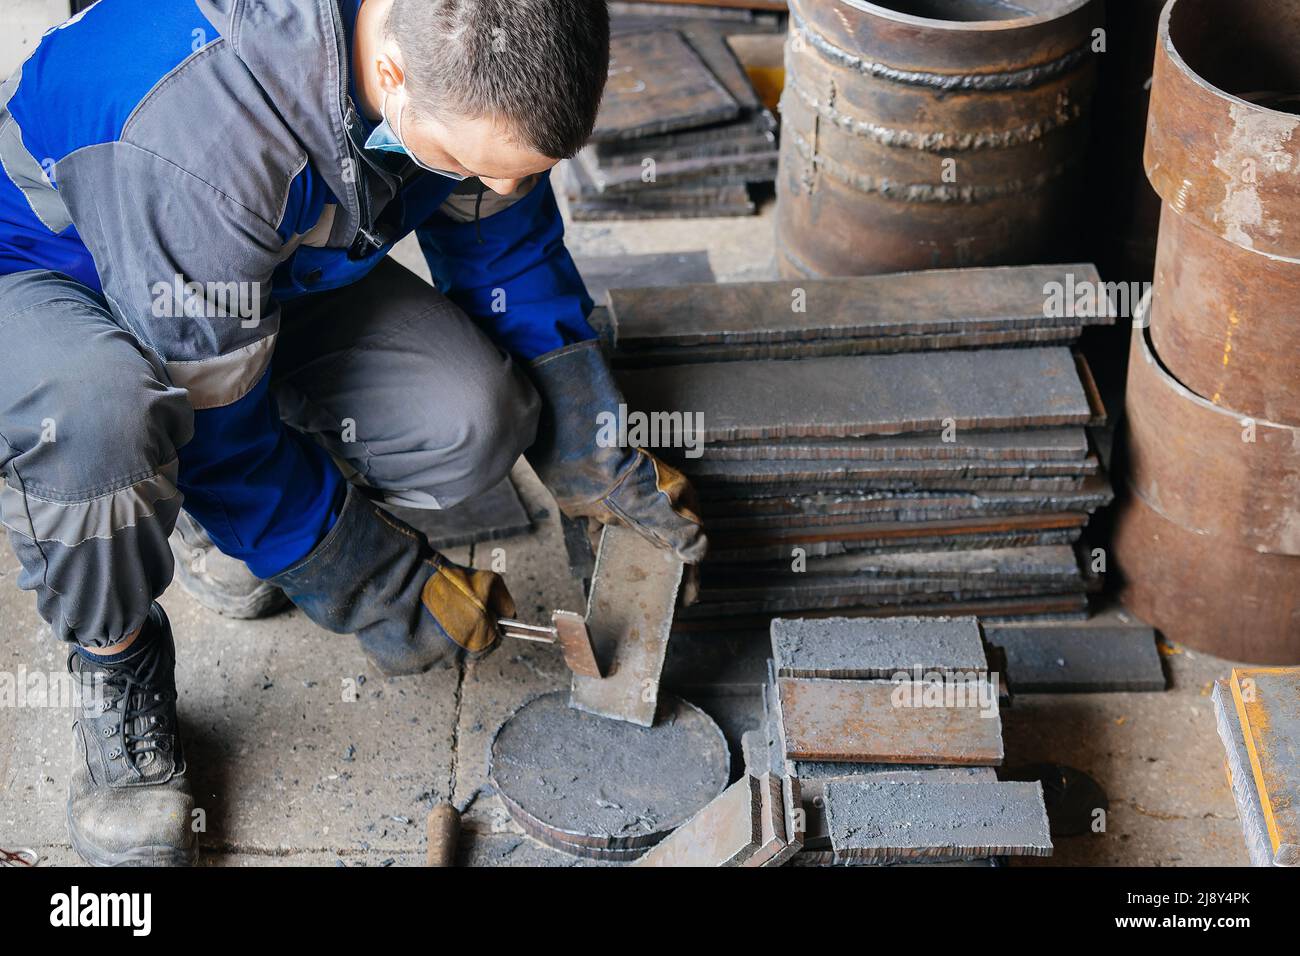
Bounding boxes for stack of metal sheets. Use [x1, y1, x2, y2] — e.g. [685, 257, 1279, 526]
[561, 4, 782, 220]
[608, 264, 1114, 626]
[754, 616, 1052, 866]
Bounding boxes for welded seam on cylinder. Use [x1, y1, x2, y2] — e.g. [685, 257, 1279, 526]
[790, 9, 1092, 92]
[774, 240, 820, 278]
[786, 128, 1075, 202]
[785, 75, 1084, 151]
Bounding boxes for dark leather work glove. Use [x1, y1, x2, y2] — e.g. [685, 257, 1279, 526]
[269, 485, 514, 674]
[525, 340, 708, 564]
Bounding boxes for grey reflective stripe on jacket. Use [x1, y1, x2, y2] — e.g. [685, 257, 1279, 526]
[0, 71, 74, 234]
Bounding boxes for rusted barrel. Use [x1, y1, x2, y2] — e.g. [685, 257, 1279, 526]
[1114, 491, 1300, 665]
[1125, 325, 1300, 558]
[1144, 0, 1300, 423]
[1115, 0, 1300, 663]
[774, 0, 1099, 278]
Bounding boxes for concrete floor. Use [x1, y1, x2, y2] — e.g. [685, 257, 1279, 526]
[0, 6, 1253, 868]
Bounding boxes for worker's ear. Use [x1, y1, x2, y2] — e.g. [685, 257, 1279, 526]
[374, 47, 406, 96]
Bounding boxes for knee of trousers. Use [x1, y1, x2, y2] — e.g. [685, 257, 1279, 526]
[0, 273, 195, 645]
[364, 362, 541, 511]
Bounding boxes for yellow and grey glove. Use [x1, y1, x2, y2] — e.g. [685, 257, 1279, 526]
[270, 485, 513, 674]
[525, 340, 708, 564]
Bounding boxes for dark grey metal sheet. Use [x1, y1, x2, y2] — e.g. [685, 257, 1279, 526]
[985, 623, 1167, 693]
[616, 347, 1093, 443]
[592, 30, 740, 142]
[771, 615, 988, 680]
[824, 780, 1052, 863]
[680, 429, 1090, 464]
[608, 265, 1108, 350]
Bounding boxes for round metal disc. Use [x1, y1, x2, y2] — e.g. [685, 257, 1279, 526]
[489, 691, 730, 852]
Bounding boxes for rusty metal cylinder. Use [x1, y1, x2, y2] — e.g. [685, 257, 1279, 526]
[1114, 490, 1300, 665]
[1143, 0, 1300, 424]
[1116, 0, 1300, 663]
[774, 0, 1099, 278]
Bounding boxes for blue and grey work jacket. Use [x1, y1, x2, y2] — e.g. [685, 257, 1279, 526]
[0, 0, 596, 576]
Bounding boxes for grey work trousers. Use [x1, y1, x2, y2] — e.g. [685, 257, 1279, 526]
[0, 260, 540, 646]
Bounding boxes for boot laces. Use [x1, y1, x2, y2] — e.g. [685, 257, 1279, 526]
[89, 643, 175, 775]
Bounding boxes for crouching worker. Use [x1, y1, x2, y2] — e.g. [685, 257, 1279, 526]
[0, 0, 705, 866]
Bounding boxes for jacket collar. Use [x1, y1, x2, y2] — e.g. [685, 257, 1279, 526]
[195, 0, 387, 249]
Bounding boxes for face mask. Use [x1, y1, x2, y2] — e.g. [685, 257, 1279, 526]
[364, 89, 466, 181]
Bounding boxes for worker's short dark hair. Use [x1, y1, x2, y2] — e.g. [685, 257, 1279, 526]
[387, 0, 610, 160]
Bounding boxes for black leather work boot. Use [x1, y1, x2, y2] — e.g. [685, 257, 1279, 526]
[169, 510, 289, 619]
[66, 605, 197, 866]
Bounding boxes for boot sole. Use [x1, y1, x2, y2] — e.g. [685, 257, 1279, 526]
[66, 801, 197, 867]
[168, 537, 292, 620]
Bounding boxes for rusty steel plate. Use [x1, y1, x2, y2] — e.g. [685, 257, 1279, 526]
[707, 511, 1088, 550]
[489, 691, 731, 852]
[569, 525, 685, 727]
[776, 676, 1004, 765]
[1113, 489, 1300, 664]
[1230, 668, 1300, 864]
[775, 0, 1098, 277]
[1149, 203, 1300, 425]
[1124, 325, 1300, 556]
[823, 779, 1052, 863]
[632, 775, 764, 867]
[1144, 0, 1300, 262]
[551, 610, 601, 679]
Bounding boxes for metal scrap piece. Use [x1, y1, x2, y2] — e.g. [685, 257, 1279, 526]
[1231, 668, 1300, 866]
[1124, 326, 1300, 557]
[592, 30, 739, 142]
[775, 0, 1098, 277]
[612, 326, 1085, 366]
[633, 774, 763, 867]
[771, 616, 988, 680]
[984, 623, 1166, 693]
[570, 525, 685, 727]
[682, 455, 1100, 486]
[702, 478, 1114, 523]
[489, 692, 730, 854]
[776, 676, 1004, 765]
[1211, 680, 1277, 868]
[1114, 474, 1300, 665]
[823, 780, 1053, 864]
